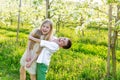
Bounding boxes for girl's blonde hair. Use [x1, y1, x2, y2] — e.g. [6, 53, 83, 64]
[29, 19, 53, 53]
[40, 19, 53, 40]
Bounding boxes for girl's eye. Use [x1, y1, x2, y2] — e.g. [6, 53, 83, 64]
[47, 27, 50, 29]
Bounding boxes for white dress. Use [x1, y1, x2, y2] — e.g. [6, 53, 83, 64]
[20, 43, 39, 74]
[20, 28, 43, 74]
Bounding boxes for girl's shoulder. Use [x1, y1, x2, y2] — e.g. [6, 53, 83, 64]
[30, 28, 40, 35]
[33, 28, 39, 32]
[32, 28, 40, 33]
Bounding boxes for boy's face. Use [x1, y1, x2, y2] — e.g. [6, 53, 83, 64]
[58, 37, 69, 47]
[41, 23, 51, 35]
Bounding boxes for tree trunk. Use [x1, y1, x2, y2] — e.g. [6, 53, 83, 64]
[116, 5, 120, 21]
[16, 0, 21, 42]
[46, 0, 50, 18]
[107, 4, 112, 79]
[111, 31, 117, 79]
[111, 4, 120, 79]
[10, 12, 13, 25]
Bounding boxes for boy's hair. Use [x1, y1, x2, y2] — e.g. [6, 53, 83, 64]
[62, 39, 72, 49]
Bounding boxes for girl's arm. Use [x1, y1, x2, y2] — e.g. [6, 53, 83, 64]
[26, 40, 32, 62]
[29, 35, 41, 43]
[26, 29, 36, 62]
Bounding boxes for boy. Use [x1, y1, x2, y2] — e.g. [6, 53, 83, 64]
[29, 35, 72, 80]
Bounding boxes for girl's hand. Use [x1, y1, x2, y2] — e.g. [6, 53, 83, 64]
[26, 61, 32, 68]
[29, 35, 33, 40]
[26, 54, 31, 62]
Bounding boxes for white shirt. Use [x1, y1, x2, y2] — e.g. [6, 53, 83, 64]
[36, 40, 59, 66]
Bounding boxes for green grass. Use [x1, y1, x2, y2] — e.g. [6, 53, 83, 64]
[0, 24, 120, 80]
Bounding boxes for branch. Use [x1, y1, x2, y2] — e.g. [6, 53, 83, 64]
[49, 0, 54, 6]
[50, 14, 54, 18]
[91, 7, 116, 19]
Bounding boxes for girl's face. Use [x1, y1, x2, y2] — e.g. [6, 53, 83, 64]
[41, 23, 51, 35]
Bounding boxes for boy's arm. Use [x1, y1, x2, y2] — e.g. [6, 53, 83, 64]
[29, 35, 59, 52]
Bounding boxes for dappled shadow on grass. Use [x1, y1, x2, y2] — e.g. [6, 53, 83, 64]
[0, 27, 29, 38]
[71, 38, 108, 60]
[88, 26, 108, 31]
[71, 45, 107, 60]
[0, 26, 30, 34]
[80, 38, 108, 47]
[72, 39, 120, 62]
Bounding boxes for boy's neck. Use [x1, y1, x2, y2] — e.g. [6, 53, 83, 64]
[52, 39, 59, 44]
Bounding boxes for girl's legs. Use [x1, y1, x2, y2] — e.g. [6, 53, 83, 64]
[20, 66, 26, 80]
[30, 74, 36, 80]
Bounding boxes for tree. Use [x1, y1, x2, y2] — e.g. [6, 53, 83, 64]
[107, 2, 120, 79]
[107, 4, 112, 79]
[46, 0, 50, 18]
[16, 0, 21, 42]
[111, 4, 120, 79]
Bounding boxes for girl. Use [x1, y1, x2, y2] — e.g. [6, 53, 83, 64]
[20, 19, 53, 80]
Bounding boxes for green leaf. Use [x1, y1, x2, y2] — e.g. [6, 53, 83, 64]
[115, 20, 120, 26]
[107, 0, 119, 3]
